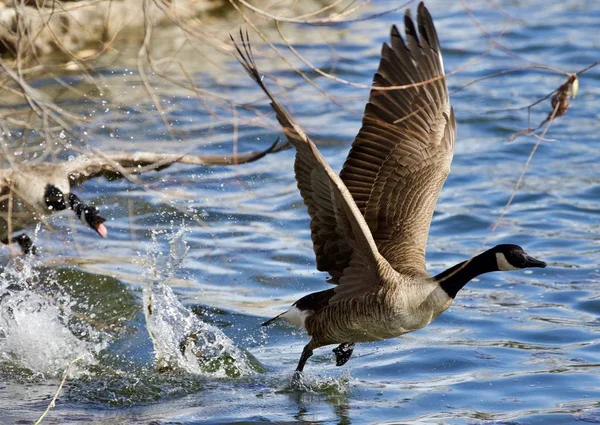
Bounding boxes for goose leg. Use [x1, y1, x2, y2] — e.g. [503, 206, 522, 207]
[295, 341, 315, 373]
[292, 340, 318, 383]
[333, 342, 355, 366]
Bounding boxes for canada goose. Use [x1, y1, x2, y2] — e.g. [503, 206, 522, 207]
[233, 2, 546, 377]
[0, 141, 284, 253]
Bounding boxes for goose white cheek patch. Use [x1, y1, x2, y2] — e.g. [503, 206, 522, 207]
[496, 253, 519, 271]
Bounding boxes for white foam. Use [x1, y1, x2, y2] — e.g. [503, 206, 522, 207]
[140, 229, 257, 377]
[0, 258, 103, 378]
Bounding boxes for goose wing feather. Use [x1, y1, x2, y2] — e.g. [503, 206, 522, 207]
[65, 140, 285, 186]
[340, 3, 456, 275]
[232, 30, 396, 298]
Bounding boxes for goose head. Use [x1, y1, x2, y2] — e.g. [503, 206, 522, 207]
[67, 193, 107, 238]
[80, 204, 107, 238]
[44, 184, 107, 238]
[490, 244, 546, 271]
[436, 244, 546, 299]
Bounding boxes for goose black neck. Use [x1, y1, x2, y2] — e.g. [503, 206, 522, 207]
[434, 250, 498, 299]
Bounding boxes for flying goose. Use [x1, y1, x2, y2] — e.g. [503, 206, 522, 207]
[233, 2, 546, 376]
[0, 141, 283, 253]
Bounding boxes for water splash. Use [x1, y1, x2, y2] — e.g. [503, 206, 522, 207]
[0, 257, 106, 379]
[140, 228, 260, 377]
[280, 370, 351, 396]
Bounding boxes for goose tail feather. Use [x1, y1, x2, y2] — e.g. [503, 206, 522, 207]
[261, 314, 282, 327]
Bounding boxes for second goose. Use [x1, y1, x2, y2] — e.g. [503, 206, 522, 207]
[234, 2, 546, 376]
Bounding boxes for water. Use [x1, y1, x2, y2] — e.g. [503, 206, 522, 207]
[140, 229, 260, 377]
[1, 0, 600, 423]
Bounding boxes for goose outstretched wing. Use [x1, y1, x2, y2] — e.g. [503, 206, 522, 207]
[233, 31, 395, 295]
[65, 140, 286, 186]
[340, 3, 456, 275]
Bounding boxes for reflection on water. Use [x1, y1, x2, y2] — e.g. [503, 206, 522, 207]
[1, 0, 600, 424]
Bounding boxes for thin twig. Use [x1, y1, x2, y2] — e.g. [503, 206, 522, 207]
[486, 90, 562, 240]
[237, 0, 369, 25]
[33, 354, 85, 425]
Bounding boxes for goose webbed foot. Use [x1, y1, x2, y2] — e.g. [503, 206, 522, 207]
[333, 342, 355, 366]
[2, 234, 37, 255]
[291, 370, 304, 386]
[15, 234, 36, 255]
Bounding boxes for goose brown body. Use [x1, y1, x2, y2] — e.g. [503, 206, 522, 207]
[305, 277, 452, 345]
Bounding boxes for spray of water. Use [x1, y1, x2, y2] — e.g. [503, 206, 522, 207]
[0, 257, 106, 379]
[140, 228, 259, 377]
